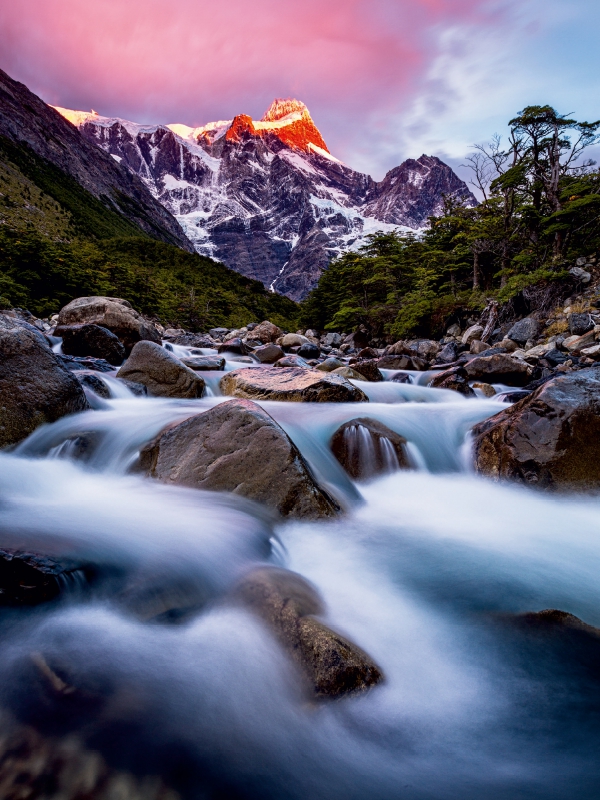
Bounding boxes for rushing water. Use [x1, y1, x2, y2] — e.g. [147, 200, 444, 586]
[2, 349, 600, 798]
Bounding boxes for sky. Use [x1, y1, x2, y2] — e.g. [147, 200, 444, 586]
[1, 0, 599, 186]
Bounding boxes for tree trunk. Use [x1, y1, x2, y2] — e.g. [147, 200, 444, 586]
[473, 252, 481, 290]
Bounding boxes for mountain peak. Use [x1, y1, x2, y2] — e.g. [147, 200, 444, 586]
[261, 98, 310, 123]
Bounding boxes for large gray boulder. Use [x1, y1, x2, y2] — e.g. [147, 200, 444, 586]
[330, 418, 410, 480]
[248, 320, 283, 344]
[220, 367, 368, 403]
[464, 353, 532, 386]
[506, 316, 540, 345]
[57, 296, 161, 352]
[472, 367, 600, 489]
[53, 323, 125, 365]
[233, 566, 383, 698]
[139, 399, 339, 519]
[117, 341, 205, 398]
[0, 316, 89, 448]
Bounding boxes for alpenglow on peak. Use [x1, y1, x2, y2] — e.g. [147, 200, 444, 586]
[261, 98, 311, 122]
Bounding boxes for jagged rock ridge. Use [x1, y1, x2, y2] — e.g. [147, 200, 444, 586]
[56, 98, 475, 300]
[0, 68, 193, 251]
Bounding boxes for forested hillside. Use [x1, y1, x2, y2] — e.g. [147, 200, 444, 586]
[301, 106, 600, 338]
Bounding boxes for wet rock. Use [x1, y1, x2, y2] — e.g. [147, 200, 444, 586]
[464, 353, 531, 386]
[569, 312, 594, 336]
[429, 366, 475, 397]
[462, 325, 484, 345]
[356, 347, 378, 359]
[220, 367, 368, 403]
[495, 389, 531, 403]
[0, 549, 91, 606]
[315, 357, 345, 373]
[436, 341, 460, 364]
[117, 341, 205, 398]
[348, 359, 384, 382]
[331, 366, 365, 380]
[233, 566, 383, 698]
[472, 367, 600, 489]
[209, 326, 229, 340]
[390, 372, 412, 384]
[0, 712, 179, 800]
[472, 382, 496, 397]
[0, 316, 89, 448]
[57, 296, 161, 353]
[216, 337, 251, 355]
[139, 399, 339, 519]
[330, 418, 410, 480]
[54, 323, 125, 366]
[117, 378, 148, 396]
[252, 344, 284, 364]
[377, 354, 413, 370]
[180, 356, 226, 371]
[58, 354, 116, 373]
[410, 339, 440, 360]
[249, 320, 283, 343]
[297, 342, 321, 360]
[76, 373, 110, 399]
[506, 316, 540, 345]
[273, 354, 311, 369]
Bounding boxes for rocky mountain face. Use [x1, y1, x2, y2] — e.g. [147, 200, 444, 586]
[56, 99, 475, 300]
[0, 68, 192, 250]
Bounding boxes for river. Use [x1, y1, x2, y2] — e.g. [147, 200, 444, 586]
[1, 346, 600, 799]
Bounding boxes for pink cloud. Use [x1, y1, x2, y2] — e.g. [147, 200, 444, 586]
[0, 0, 505, 175]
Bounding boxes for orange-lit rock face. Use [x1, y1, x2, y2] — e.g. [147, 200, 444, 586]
[222, 100, 329, 154]
[225, 114, 256, 143]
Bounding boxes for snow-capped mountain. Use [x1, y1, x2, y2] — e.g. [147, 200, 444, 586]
[55, 99, 475, 301]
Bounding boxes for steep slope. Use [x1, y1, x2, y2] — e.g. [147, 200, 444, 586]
[57, 98, 476, 300]
[0, 68, 192, 250]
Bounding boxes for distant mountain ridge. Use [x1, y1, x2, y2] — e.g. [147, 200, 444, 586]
[56, 98, 476, 300]
[0, 68, 192, 250]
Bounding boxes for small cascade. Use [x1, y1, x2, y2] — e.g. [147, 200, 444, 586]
[339, 422, 402, 480]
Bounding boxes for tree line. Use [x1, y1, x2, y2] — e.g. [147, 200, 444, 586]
[300, 105, 600, 338]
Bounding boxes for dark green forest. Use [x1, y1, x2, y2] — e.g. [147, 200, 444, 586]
[300, 106, 600, 338]
[0, 136, 298, 329]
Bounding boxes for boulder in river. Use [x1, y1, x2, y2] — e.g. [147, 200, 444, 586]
[180, 356, 226, 371]
[0, 316, 89, 448]
[464, 353, 532, 386]
[330, 366, 366, 380]
[217, 337, 251, 355]
[57, 296, 161, 352]
[0, 549, 90, 606]
[233, 566, 383, 698]
[139, 399, 339, 519]
[273, 354, 311, 368]
[220, 367, 369, 403]
[117, 341, 205, 398]
[330, 418, 410, 480]
[281, 333, 310, 348]
[315, 357, 345, 373]
[472, 367, 600, 489]
[54, 323, 125, 366]
[377, 354, 415, 370]
[429, 366, 475, 396]
[297, 342, 321, 360]
[253, 343, 285, 364]
[348, 359, 384, 382]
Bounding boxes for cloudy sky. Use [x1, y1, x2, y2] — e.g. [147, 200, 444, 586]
[0, 0, 598, 184]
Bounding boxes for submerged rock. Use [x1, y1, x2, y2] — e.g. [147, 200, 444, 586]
[54, 323, 125, 365]
[57, 296, 161, 352]
[117, 341, 205, 398]
[0, 316, 89, 448]
[472, 367, 600, 489]
[233, 566, 383, 698]
[139, 399, 339, 519]
[220, 367, 368, 403]
[0, 549, 91, 606]
[330, 418, 410, 480]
